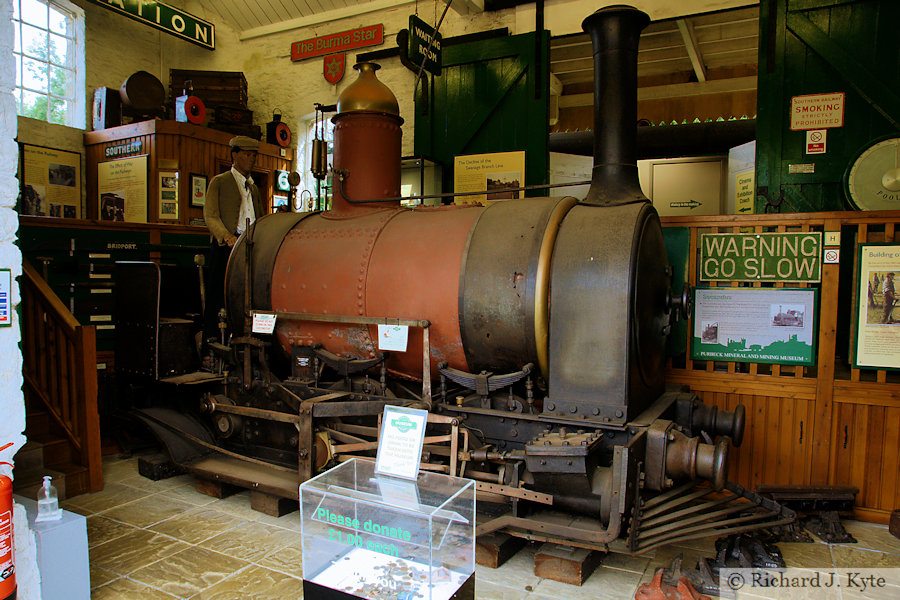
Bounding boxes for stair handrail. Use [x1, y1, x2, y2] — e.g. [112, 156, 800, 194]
[21, 259, 102, 493]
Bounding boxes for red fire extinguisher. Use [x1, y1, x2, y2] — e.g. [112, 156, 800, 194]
[0, 442, 16, 600]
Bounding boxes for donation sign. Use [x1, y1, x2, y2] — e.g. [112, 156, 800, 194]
[375, 405, 428, 480]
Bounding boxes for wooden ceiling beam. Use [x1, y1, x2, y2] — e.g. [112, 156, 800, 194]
[677, 18, 707, 83]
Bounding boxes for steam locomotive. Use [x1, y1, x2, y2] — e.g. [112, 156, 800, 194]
[136, 5, 791, 554]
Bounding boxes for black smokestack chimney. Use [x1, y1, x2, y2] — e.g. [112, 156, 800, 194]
[581, 5, 649, 206]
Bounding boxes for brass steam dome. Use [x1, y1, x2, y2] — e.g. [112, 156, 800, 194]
[336, 62, 400, 116]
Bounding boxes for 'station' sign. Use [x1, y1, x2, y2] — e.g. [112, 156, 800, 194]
[409, 15, 442, 75]
[700, 232, 822, 283]
[86, 0, 214, 50]
[291, 25, 384, 61]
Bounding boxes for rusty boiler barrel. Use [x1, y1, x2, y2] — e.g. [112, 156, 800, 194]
[226, 63, 567, 380]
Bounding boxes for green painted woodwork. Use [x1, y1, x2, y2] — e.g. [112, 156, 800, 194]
[756, 0, 900, 213]
[414, 32, 549, 195]
[19, 224, 208, 350]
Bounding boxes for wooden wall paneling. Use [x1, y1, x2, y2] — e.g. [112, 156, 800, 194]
[734, 393, 752, 486]
[148, 133, 160, 223]
[776, 392, 794, 484]
[850, 403, 869, 504]
[880, 406, 900, 511]
[810, 217, 841, 483]
[750, 394, 769, 487]
[850, 223, 866, 382]
[85, 122, 292, 226]
[662, 211, 900, 519]
[830, 401, 852, 486]
[691, 390, 811, 491]
[863, 405, 885, 509]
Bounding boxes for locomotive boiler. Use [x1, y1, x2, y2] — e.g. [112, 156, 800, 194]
[142, 5, 791, 554]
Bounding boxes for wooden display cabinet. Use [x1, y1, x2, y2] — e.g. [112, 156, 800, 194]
[84, 120, 293, 224]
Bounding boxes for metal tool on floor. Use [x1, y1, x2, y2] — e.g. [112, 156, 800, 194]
[635, 568, 710, 600]
[658, 532, 784, 598]
[757, 485, 858, 543]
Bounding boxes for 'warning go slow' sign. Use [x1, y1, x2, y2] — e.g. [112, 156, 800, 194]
[700, 232, 822, 283]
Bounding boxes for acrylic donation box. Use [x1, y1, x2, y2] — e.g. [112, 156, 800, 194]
[300, 458, 475, 600]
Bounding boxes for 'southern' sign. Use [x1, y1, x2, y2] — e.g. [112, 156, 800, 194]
[86, 0, 214, 50]
[699, 232, 822, 282]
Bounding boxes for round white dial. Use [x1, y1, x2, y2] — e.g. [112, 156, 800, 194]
[846, 137, 900, 210]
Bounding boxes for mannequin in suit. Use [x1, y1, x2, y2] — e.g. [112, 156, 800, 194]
[202, 135, 264, 346]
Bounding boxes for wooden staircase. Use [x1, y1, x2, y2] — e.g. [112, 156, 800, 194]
[15, 259, 103, 498]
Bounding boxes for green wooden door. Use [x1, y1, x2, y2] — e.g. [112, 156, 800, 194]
[757, 0, 900, 212]
[414, 32, 549, 194]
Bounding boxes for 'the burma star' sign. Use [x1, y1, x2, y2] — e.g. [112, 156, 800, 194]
[291, 25, 384, 61]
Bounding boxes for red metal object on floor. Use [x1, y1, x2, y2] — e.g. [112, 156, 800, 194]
[635, 569, 711, 600]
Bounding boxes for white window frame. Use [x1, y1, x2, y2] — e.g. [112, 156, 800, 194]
[13, 0, 86, 128]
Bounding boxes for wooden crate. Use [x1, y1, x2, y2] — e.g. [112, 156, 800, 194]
[169, 69, 248, 109]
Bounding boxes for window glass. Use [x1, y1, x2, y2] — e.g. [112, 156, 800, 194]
[22, 0, 48, 28]
[14, 0, 84, 128]
[297, 116, 334, 211]
[49, 6, 68, 35]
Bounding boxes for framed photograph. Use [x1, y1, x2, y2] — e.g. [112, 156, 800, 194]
[691, 287, 818, 366]
[853, 244, 900, 370]
[158, 171, 179, 220]
[190, 173, 208, 207]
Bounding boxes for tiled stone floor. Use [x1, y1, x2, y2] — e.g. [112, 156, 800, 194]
[65, 453, 900, 599]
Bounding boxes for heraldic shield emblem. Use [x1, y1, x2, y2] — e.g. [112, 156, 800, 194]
[324, 53, 346, 84]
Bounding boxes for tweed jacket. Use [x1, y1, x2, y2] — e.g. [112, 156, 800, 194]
[203, 170, 263, 245]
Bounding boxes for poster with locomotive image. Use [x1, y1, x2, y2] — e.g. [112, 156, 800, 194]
[854, 244, 900, 370]
[692, 287, 817, 365]
[19, 144, 81, 218]
[97, 155, 148, 223]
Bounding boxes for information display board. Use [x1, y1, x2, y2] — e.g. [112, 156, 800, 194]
[854, 244, 900, 370]
[453, 151, 524, 205]
[19, 144, 82, 218]
[97, 155, 148, 223]
[692, 287, 817, 365]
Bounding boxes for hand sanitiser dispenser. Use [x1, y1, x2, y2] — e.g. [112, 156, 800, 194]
[36, 476, 61, 522]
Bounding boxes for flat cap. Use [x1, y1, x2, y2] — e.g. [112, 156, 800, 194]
[229, 135, 259, 151]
